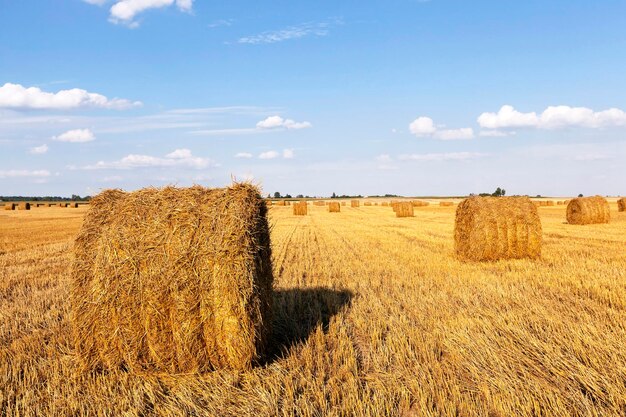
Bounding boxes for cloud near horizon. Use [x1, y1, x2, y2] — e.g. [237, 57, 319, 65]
[478, 104, 626, 130]
[0, 83, 141, 110]
[256, 115, 312, 130]
[53, 128, 96, 143]
[409, 116, 474, 140]
[82, 148, 214, 170]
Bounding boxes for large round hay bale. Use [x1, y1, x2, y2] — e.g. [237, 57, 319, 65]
[18, 202, 30, 210]
[395, 202, 414, 218]
[328, 202, 341, 212]
[617, 198, 626, 212]
[566, 196, 610, 225]
[454, 196, 542, 261]
[293, 201, 307, 216]
[4, 203, 16, 210]
[71, 184, 273, 373]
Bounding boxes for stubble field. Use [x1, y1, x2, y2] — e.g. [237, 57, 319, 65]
[1, 201, 625, 416]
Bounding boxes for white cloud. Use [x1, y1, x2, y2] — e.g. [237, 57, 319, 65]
[478, 104, 626, 130]
[108, 0, 194, 26]
[83, 0, 108, 4]
[256, 115, 312, 130]
[435, 128, 474, 140]
[282, 149, 294, 159]
[84, 148, 214, 169]
[0, 169, 51, 179]
[409, 117, 437, 136]
[398, 152, 487, 161]
[259, 151, 279, 160]
[237, 20, 339, 44]
[29, 144, 49, 154]
[0, 83, 141, 110]
[53, 128, 96, 143]
[208, 19, 233, 28]
[234, 152, 253, 159]
[376, 154, 392, 163]
[409, 116, 474, 140]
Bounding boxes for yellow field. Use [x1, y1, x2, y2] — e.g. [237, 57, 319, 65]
[1, 202, 626, 416]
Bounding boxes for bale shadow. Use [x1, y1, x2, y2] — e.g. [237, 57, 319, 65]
[263, 287, 353, 364]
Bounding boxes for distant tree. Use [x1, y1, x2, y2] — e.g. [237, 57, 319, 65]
[71, 194, 81, 201]
[296, 194, 304, 198]
[274, 192, 281, 199]
[267, 193, 271, 199]
[285, 194, 292, 198]
[492, 187, 505, 197]
[331, 192, 337, 199]
[578, 193, 583, 197]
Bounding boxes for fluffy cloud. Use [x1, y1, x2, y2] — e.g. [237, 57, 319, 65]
[256, 116, 312, 130]
[409, 116, 474, 140]
[478, 105, 626, 130]
[397, 152, 487, 161]
[259, 150, 279, 160]
[234, 152, 253, 159]
[84, 0, 194, 26]
[258, 149, 294, 160]
[29, 144, 49, 154]
[84, 148, 214, 169]
[53, 129, 96, 143]
[0, 169, 51, 179]
[0, 83, 141, 110]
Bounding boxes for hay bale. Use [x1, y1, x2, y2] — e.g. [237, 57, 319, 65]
[455, 196, 542, 261]
[341, 202, 346, 206]
[395, 202, 414, 218]
[382, 202, 389, 207]
[71, 184, 273, 373]
[293, 201, 308, 216]
[617, 198, 626, 212]
[364, 202, 372, 206]
[439, 201, 454, 207]
[48, 203, 55, 207]
[274, 200, 286, 206]
[313, 201, 325, 206]
[70, 202, 79, 208]
[566, 196, 610, 225]
[4, 203, 16, 211]
[18, 202, 30, 210]
[411, 200, 429, 207]
[351, 200, 360, 208]
[328, 202, 341, 213]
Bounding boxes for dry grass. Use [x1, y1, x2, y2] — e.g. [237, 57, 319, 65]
[71, 185, 273, 373]
[454, 196, 542, 261]
[566, 196, 610, 225]
[2, 201, 626, 416]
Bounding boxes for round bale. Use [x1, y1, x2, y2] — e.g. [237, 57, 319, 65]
[71, 184, 273, 373]
[293, 201, 308, 216]
[617, 198, 625, 212]
[455, 196, 542, 261]
[328, 202, 341, 212]
[18, 202, 30, 210]
[566, 196, 610, 225]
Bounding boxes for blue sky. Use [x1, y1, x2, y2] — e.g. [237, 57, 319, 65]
[1, 0, 625, 197]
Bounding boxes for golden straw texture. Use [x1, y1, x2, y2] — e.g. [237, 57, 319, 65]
[293, 201, 308, 216]
[71, 183, 274, 374]
[566, 196, 610, 225]
[455, 196, 542, 261]
[329, 202, 341, 213]
[395, 202, 414, 218]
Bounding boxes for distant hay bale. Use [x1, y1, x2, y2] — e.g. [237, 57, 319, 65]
[374, 202, 378, 206]
[439, 201, 454, 207]
[382, 202, 389, 207]
[18, 202, 31, 210]
[546, 200, 554, 206]
[71, 184, 273, 373]
[265, 200, 273, 207]
[48, 203, 55, 207]
[328, 202, 341, 213]
[70, 202, 79, 208]
[395, 202, 414, 218]
[455, 196, 542, 261]
[293, 201, 308, 216]
[341, 202, 346, 206]
[4, 203, 16, 211]
[617, 198, 626, 212]
[364, 202, 372, 206]
[58, 203, 67, 208]
[351, 200, 359, 208]
[313, 201, 325, 206]
[566, 196, 610, 225]
[274, 200, 286, 206]
[391, 201, 399, 212]
[411, 200, 429, 207]
[557, 201, 564, 205]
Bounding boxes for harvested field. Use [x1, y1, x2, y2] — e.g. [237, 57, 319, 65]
[2, 202, 626, 416]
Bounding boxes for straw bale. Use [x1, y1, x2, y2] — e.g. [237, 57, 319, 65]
[274, 200, 286, 206]
[313, 201, 325, 206]
[395, 202, 414, 218]
[455, 196, 542, 261]
[617, 198, 626, 212]
[293, 201, 308, 216]
[364, 202, 372, 206]
[341, 202, 346, 206]
[4, 203, 16, 211]
[439, 202, 454, 207]
[566, 196, 610, 225]
[71, 184, 273, 373]
[411, 200, 429, 207]
[328, 202, 341, 213]
[382, 202, 389, 207]
[18, 202, 30, 210]
[351, 200, 360, 208]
